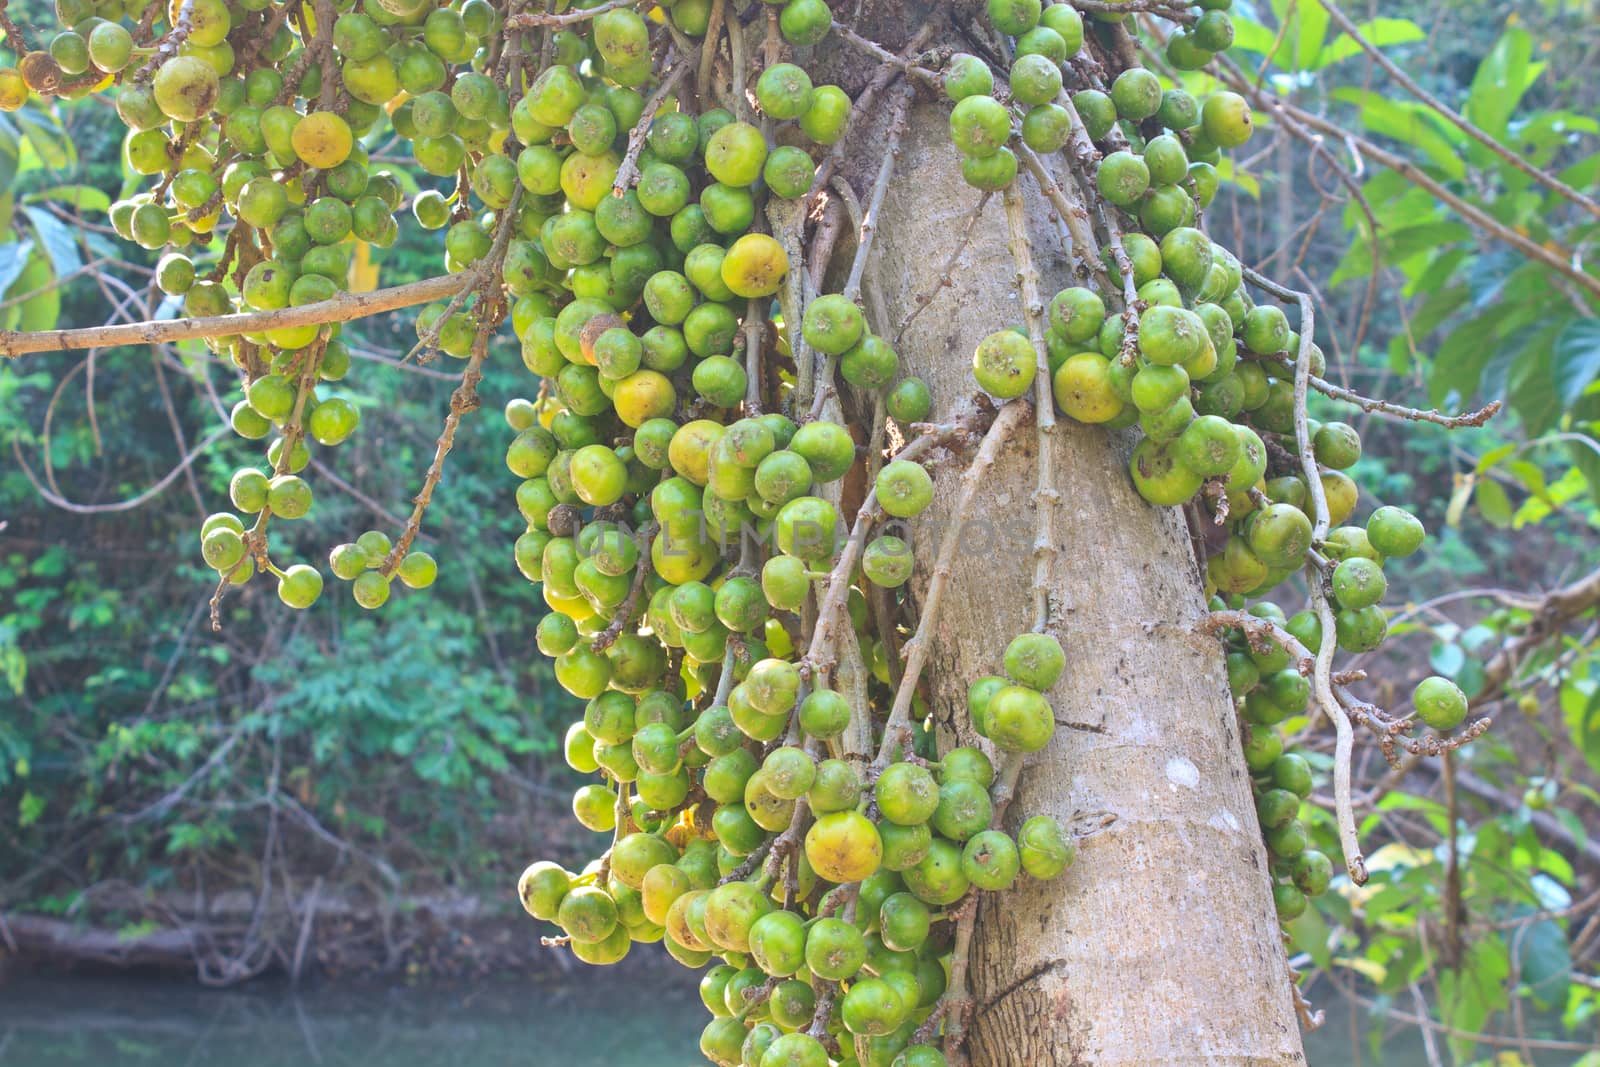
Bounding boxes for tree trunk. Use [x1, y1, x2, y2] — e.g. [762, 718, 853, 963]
[857, 98, 1309, 1066]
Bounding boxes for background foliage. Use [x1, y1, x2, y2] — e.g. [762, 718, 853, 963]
[1, 0, 1598, 1058]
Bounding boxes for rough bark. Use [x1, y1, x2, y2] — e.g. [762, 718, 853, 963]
[859, 100, 1308, 1066]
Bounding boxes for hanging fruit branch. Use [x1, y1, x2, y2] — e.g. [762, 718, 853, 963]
[5, 0, 1574, 1059]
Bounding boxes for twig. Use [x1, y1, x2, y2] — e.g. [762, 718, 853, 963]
[129, 0, 195, 85]
[876, 401, 1030, 767]
[696, 0, 725, 108]
[805, 421, 974, 678]
[743, 298, 766, 413]
[1249, 353, 1501, 428]
[382, 189, 523, 575]
[0, 0, 29, 54]
[768, 198, 815, 410]
[808, 23, 937, 212]
[12, 426, 230, 514]
[1478, 564, 1600, 697]
[1072, 0, 1194, 22]
[1, 274, 473, 358]
[1241, 266, 1366, 883]
[1001, 182, 1059, 634]
[841, 83, 914, 309]
[831, 26, 943, 90]
[504, 0, 649, 29]
[1015, 141, 1111, 291]
[939, 894, 982, 1061]
[591, 522, 657, 652]
[613, 56, 687, 195]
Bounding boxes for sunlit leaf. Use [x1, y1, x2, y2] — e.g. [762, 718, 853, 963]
[1475, 478, 1514, 527]
[1330, 89, 1467, 178]
[1318, 18, 1427, 67]
[1475, 443, 1517, 472]
[24, 184, 112, 214]
[1466, 28, 1539, 142]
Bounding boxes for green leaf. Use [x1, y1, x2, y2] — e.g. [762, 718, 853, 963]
[1439, 937, 1511, 1061]
[1214, 156, 1260, 198]
[18, 790, 44, 827]
[1504, 460, 1553, 506]
[1475, 478, 1513, 527]
[0, 123, 18, 193]
[1431, 313, 1504, 405]
[1330, 221, 1472, 288]
[1466, 28, 1537, 143]
[1228, 17, 1281, 58]
[24, 184, 112, 214]
[1512, 916, 1570, 1010]
[1319, 18, 1426, 67]
[1507, 322, 1566, 435]
[13, 107, 76, 170]
[1288, 905, 1333, 970]
[1570, 393, 1600, 504]
[1, 250, 59, 334]
[1516, 114, 1600, 165]
[1553, 318, 1600, 410]
[1330, 89, 1466, 178]
[1290, 0, 1331, 71]
[0, 238, 35, 296]
[21, 204, 83, 275]
[1563, 681, 1600, 778]
[1475, 443, 1517, 472]
[1429, 642, 1466, 678]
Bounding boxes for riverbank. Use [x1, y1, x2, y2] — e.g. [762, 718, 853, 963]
[0, 889, 584, 986]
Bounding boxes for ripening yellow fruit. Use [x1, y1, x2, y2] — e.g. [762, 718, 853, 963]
[543, 585, 596, 623]
[291, 111, 354, 169]
[1053, 352, 1124, 423]
[804, 811, 883, 884]
[560, 149, 621, 211]
[0, 68, 28, 111]
[171, 0, 233, 48]
[612, 370, 677, 428]
[151, 55, 220, 122]
[719, 233, 789, 298]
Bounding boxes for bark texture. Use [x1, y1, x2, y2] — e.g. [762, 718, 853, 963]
[858, 99, 1308, 1066]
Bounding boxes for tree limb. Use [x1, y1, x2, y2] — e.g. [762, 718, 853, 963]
[0, 273, 474, 358]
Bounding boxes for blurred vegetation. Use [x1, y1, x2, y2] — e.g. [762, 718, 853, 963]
[0, 17, 584, 920]
[0, 0, 1598, 1057]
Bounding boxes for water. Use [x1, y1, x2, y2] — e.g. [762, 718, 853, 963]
[0, 974, 708, 1067]
[0, 969, 1436, 1066]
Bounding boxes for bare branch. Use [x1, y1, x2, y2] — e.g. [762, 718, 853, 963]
[1, 273, 474, 359]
